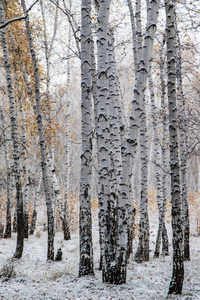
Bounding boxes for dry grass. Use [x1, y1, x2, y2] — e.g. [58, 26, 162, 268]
[0, 186, 199, 236]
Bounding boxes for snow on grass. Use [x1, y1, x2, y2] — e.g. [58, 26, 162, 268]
[0, 204, 200, 299]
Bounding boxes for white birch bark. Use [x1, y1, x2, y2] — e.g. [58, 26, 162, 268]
[97, 0, 117, 283]
[165, 0, 184, 294]
[0, 93, 12, 238]
[127, 0, 138, 71]
[149, 67, 168, 258]
[21, 0, 54, 260]
[175, 18, 190, 261]
[47, 151, 70, 239]
[0, 0, 24, 258]
[91, 32, 99, 201]
[108, 31, 122, 206]
[116, 0, 160, 282]
[29, 172, 42, 235]
[135, 0, 143, 66]
[159, 36, 169, 256]
[18, 96, 29, 239]
[40, 0, 56, 231]
[79, 0, 94, 276]
[134, 93, 149, 263]
[134, 0, 151, 263]
[107, 30, 123, 262]
[64, 0, 72, 241]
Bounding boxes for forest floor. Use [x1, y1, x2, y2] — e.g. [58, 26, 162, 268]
[0, 194, 200, 299]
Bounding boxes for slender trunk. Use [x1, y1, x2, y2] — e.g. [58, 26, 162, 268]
[160, 36, 169, 256]
[21, 0, 54, 260]
[13, 201, 17, 232]
[64, 0, 72, 241]
[149, 67, 167, 258]
[79, 0, 94, 276]
[0, 0, 24, 258]
[116, 0, 160, 283]
[97, 0, 118, 283]
[29, 173, 42, 235]
[47, 151, 70, 240]
[175, 18, 190, 261]
[135, 0, 142, 66]
[91, 32, 99, 202]
[0, 95, 12, 238]
[127, 0, 138, 70]
[135, 95, 149, 263]
[165, 0, 184, 294]
[18, 96, 29, 239]
[108, 30, 122, 260]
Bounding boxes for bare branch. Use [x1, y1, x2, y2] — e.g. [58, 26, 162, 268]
[0, 16, 26, 29]
[0, 0, 39, 29]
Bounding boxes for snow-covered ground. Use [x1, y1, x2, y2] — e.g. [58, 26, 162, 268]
[0, 204, 200, 300]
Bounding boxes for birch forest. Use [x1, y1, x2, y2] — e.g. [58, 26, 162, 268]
[0, 0, 200, 298]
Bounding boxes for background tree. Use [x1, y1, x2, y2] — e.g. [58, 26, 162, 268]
[165, 0, 184, 294]
[0, 90, 13, 238]
[21, 0, 55, 260]
[0, 0, 24, 258]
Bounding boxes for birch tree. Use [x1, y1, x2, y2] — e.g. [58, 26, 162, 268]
[0, 91, 13, 239]
[159, 36, 169, 256]
[21, 0, 54, 260]
[18, 95, 29, 239]
[47, 151, 70, 239]
[149, 63, 168, 258]
[165, 0, 184, 294]
[134, 92, 149, 263]
[96, 0, 119, 283]
[134, 0, 150, 263]
[0, 0, 24, 258]
[29, 172, 42, 235]
[115, 0, 160, 282]
[64, 0, 72, 241]
[175, 18, 190, 261]
[79, 0, 94, 277]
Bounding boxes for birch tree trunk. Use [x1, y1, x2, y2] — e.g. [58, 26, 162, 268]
[175, 20, 190, 261]
[18, 96, 29, 239]
[79, 0, 94, 276]
[134, 0, 150, 260]
[135, 94, 149, 263]
[0, 0, 24, 258]
[107, 30, 123, 260]
[21, 0, 54, 260]
[159, 36, 169, 256]
[135, 0, 142, 64]
[127, 0, 138, 71]
[29, 173, 42, 235]
[97, 0, 118, 283]
[47, 151, 70, 239]
[91, 32, 98, 201]
[149, 69, 162, 258]
[149, 65, 168, 258]
[64, 0, 72, 241]
[127, 0, 142, 259]
[116, 0, 160, 283]
[165, 0, 184, 294]
[0, 94, 12, 238]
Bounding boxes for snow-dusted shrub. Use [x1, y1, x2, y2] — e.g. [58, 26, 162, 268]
[0, 259, 16, 280]
[35, 230, 42, 238]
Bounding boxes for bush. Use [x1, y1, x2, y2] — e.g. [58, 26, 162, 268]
[0, 259, 16, 280]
